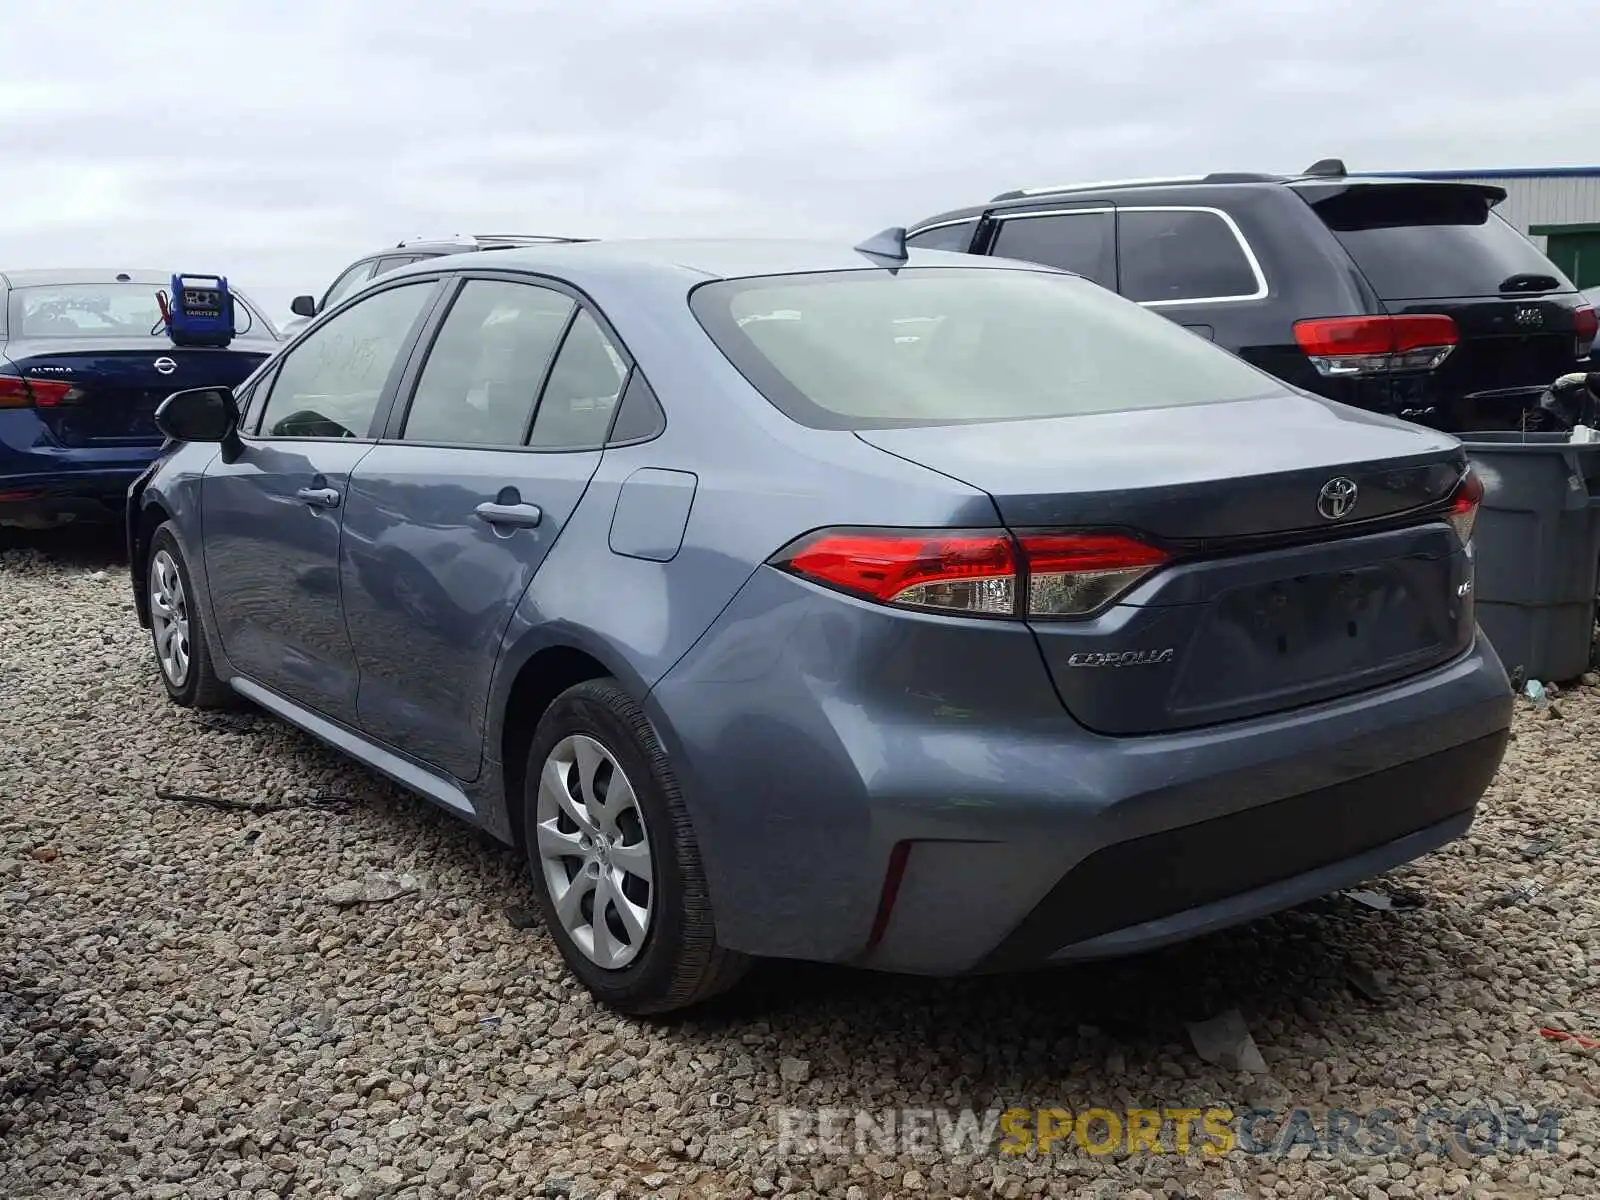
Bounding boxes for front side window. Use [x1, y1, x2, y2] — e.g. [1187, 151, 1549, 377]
[691, 266, 1280, 430]
[255, 283, 435, 439]
[528, 310, 629, 448]
[988, 212, 1116, 288]
[1117, 209, 1263, 304]
[234, 365, 275, 433]
[401, 279, 574, 446]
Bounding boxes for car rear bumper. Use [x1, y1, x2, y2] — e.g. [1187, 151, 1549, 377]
[647, 567, 1515, 973]
[0, 467, 148, 525]
[974, 730, 1500, 971]
[1, 415, 159, 525]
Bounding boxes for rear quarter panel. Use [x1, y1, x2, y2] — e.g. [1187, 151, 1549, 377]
[481, 266, 1003, 797]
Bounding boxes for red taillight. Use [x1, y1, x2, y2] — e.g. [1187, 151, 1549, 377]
[1574, 304, 1597, 358]
[775, 529, 1018, 614]
[0, 377, 31, 409]
[1016, 531, 1169, 617]
[1293, 314, 1458, 377]
[30, 379, 74, 407]
[1446, 468, 1484, 546]
[769, 528, 1168, 618]
[0, 376, 74, 408]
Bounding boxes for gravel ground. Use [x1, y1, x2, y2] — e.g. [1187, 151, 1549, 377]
[4, 532, 1600, 1200]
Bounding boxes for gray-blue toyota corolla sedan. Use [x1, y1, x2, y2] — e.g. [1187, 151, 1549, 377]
[127, 236, 1514, 1014]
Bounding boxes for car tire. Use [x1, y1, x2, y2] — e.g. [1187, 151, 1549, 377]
[522, 678, 749, 1015]
[147, 523, 235, 710]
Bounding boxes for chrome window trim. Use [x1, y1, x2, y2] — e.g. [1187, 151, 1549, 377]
[934, 204, 1270, 309]
[1114, 205, 1269, 307]
[903, 217, 982, 240]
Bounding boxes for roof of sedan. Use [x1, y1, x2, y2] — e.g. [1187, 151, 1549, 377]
[400, 237, 1024, 284]
[1, 268, 177, 288]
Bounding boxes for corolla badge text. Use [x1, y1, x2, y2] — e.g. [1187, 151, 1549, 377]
[1066, 648, 1176, 668]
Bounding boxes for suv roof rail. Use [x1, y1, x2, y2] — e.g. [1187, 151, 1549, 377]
[990, 175, 1208, 200]
[393, 233, 594, 249]
[1201, 171, 1281, 183]
[990, 172, 1284, 202]
[471, 233, 595, 246]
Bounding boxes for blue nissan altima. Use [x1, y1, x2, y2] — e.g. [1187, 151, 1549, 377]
[126, 236, 1514, 1014]
[1, 269, 279, 530]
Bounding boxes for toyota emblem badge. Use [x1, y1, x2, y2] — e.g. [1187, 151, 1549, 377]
[1317, 476, 1359, 521]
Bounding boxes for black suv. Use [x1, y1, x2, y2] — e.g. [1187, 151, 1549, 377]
[908, 160, 1598, 432]
[284, 233, 592, 333]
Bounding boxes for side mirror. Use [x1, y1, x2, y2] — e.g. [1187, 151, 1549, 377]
[155, 386, 238, 443]
[289, 294, 318, 318]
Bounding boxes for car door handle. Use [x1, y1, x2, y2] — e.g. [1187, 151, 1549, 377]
[474, 501, 543, 529]
[296, 486, 341, 509]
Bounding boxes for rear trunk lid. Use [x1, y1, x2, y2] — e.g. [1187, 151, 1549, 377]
[1298, 180, 1592, 430]
[1, 339, 270, 447]
[857, 395, 1476, 734]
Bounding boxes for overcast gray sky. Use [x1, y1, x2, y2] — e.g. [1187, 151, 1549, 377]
[1, 0, 1593, 323]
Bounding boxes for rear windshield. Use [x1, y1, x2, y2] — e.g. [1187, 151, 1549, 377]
[6, 283, 270, 340]
[689, 266, 1280, 430]
[1310, 184, 1575, 301]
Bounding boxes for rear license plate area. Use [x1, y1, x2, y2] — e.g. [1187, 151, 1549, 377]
[1170, 561, 1451, 713]
[123, 406, 160, 436]
[83, 389, 166, 442]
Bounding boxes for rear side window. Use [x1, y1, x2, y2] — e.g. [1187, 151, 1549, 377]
[322, 261, 376, 310]
[1310, 184, 1575, 300]
[1117, 209, 1263, 303]
[691, 266, 1280, 431]
[988, 212, 1116, 288]
[607, 370, 666, 442]
[528, 311, 629, 448]
[401, 279, 574, 446]
[372, 255, 422, 278]
[905, 221, 978, 253]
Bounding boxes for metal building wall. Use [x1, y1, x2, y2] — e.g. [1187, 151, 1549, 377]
[1382, 172, 1600, 251]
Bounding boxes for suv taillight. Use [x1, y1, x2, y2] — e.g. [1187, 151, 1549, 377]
[1574, 304, 1597, 359]
[768, 528, 1169, 619]
[1445, 468, 1484, 546]
[1293, 314, 1458, 377]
